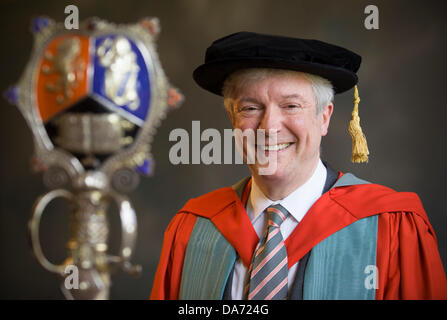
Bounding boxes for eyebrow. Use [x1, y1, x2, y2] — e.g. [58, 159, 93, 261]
[236, 93, 310, 106]
[280, 94, 307, 101]
[237, 97, 261, 105]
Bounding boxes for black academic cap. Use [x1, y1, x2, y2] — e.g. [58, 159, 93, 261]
[193, 31, 361, 95]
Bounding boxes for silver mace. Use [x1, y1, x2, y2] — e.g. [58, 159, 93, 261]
[5, 16, 183, 299]
[29, 171, 141, 300]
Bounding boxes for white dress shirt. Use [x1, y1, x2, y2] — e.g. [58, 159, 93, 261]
[231, 159, 327, 299]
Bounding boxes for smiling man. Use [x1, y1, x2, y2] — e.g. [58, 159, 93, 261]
[225, 68, 333, 201]
[151, 32, 447, 300]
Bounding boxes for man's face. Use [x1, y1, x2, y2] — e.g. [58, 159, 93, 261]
[229, 72, 333, 187]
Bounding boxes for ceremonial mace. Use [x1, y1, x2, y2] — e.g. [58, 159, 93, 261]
[4, 17, 182, 299]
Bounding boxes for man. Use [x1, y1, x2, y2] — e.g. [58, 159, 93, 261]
[151, 32, 447, 299]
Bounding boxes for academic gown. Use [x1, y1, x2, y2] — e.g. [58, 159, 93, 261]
[150, 170, 447, 300]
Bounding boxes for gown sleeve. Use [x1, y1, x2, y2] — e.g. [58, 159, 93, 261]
[376, 211, 447, 299]
[150, 213, 197, 300]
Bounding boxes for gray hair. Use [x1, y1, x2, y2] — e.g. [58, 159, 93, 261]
[222, 68, 334, 116]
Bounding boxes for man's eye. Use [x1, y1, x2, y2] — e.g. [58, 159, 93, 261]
[241, 106, 258, 111]
[283, 104, 302, 111]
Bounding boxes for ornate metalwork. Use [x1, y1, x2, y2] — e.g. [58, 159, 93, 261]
[5, 16, 183, 299]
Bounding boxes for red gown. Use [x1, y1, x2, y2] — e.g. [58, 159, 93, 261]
[150, 176, 447, 300]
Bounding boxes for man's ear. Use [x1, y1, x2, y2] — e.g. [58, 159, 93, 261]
[321, 103, 334, 136]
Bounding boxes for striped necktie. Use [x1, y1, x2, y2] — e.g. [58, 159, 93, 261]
[245, 204, 289, 300]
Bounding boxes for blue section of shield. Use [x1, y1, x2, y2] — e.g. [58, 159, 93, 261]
[92, 35, 150, 126]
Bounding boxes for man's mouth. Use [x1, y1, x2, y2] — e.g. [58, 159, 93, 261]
[258, 143, 293, 151]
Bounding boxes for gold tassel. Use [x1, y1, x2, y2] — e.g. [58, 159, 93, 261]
[348, 85, 369, 163]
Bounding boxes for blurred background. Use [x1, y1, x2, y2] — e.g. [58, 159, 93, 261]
[0, 0, 445, 299]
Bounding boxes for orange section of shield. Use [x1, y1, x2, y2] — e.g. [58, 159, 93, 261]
[36, 35, 90, 122]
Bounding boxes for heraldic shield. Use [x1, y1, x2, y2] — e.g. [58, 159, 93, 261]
[36, 30, 153, 170]
[5, 17, 183, 299]
[37, 34, 151, 125]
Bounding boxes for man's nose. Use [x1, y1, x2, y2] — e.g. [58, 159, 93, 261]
[258, 105, 282, 134]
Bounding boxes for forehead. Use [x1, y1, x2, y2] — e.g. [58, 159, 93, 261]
[231, 70, 314, 103]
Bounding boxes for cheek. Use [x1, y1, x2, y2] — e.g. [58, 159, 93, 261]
[290, 116, 322, 147]
[288, 117, 309, 139]
[234, 117, 258, 131]
[306, 114, 325, 135]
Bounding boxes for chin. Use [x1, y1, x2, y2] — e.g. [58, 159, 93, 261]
[250, 163, 290, 181]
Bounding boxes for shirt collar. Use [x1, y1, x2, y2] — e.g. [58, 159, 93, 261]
[248, 159, 327, 224]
